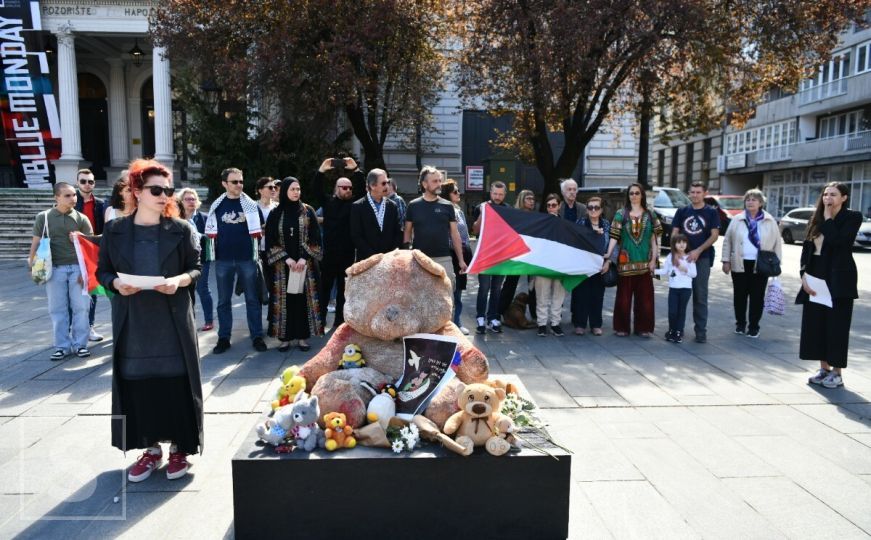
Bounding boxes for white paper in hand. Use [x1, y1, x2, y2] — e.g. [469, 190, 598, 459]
[804, 274, 833, 308]
[286, 268, 306, 294]
[117, 272, 168, 289]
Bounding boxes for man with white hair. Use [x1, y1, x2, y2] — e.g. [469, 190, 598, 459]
[558, 178, 587, 223]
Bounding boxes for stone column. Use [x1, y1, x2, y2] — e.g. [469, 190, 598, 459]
[151, 46, 175, 165]
[107, 59, 129, 168]
[53, 27, 83, 181]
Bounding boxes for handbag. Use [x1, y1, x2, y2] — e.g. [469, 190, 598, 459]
[756, 250, 781, 277]
[31, 211, 52, 285]
[255, 259, 270, 304]
[764, 277, 786, 316]
[602, 264, 618, 287]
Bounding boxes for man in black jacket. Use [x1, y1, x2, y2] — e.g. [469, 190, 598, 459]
[350, 168, 402, 261]
[316, 157, 364, 329]
[74, 168, 107, 341]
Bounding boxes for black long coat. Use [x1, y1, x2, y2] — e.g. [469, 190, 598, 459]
[795, 208, 861, 304]
[97, 214, 204, 452]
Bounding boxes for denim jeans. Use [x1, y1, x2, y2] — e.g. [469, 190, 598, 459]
[476, 274, 504, 321]
[47, 264, 90, 351]
[453, 287, 463, 326]
[196, 260, 214, 324]
[88, 295, 97, 327]
[215, 259, 263, 340]
[691, 257, 711, 335]
[668, 287, 692, 333]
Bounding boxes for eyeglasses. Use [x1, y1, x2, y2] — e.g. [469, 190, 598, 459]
[546, 203, 559, 208]
[588, 205, 601, 211]
[265, 185, 277, 191]
[226, 180, 244, 186]
[145, 185, 175, 197]
[79, 179, 95, 185]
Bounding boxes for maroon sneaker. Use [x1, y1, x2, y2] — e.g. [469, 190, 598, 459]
[128, 448, 162, 483]
[166, 450, 190, 480]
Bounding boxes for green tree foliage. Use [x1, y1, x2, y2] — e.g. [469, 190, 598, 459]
[452, 0, 871, 199]
[151, 0, 447, 175]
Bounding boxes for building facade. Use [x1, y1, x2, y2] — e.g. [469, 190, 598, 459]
[651, 21, 871, 219]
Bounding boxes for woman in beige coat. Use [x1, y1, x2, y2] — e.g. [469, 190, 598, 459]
[721, 189, 782, 338]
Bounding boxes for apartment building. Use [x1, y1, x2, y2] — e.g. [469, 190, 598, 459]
[652, 21, 871, 218]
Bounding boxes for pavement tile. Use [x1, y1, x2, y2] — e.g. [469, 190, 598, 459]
[580, 480, 700, 539]
[617, 438, 787, 539]
[741, 405, 871, 475]
[204, 377, 273, 413]
[0, 379, 75, 416]
[723, 476, 869, 539]
[735, 435, 871, 534]
[568, 483, 614, 540]
[792, 403, 871, 434]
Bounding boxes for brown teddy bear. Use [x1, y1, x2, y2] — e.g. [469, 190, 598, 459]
[321, 412, 356, 451]
[299, 250, 489, 428]
[443, 382, 516, 456]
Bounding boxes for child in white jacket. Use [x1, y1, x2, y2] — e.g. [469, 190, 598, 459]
[656, 232, 697, 343]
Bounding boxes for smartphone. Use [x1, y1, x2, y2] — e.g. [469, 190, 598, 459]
[332, 158, 344, 170]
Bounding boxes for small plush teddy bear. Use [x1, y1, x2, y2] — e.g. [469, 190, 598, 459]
[271, 365, 306, 411]
[321, 411, 356, 451]
[443, 383, 516, 457]
[288, 394, 325, 451]
[256, 401, 296, 446]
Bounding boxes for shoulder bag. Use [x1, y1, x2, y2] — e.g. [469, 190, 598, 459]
[31, 211, 52, 285]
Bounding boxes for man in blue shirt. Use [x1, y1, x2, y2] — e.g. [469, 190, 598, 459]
[672, 181, 720, 343]
[206, 167, 267, 354]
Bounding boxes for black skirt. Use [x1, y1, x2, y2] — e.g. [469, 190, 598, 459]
[119, 376, 200, 455]
[799, 254, 855, 368]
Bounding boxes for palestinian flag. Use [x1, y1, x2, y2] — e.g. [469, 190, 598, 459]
[468, 204, 604, 291]
[72, 234, 112, 297]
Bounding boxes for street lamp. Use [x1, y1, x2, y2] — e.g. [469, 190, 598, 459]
[200, 79, 222, 109]
[128, 39, 144, 67]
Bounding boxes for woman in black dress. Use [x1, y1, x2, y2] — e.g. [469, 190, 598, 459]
[97, 159, 203, 483]
[265, 177, 323, 351]
[799, 182, 862, 389]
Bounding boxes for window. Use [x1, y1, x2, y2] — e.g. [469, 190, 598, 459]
[857, 41, 871, 74]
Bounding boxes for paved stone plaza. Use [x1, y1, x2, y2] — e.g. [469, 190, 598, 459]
[1, 240, 870, 539]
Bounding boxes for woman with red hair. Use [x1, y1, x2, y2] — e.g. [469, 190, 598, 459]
[97, 159, 204, 483]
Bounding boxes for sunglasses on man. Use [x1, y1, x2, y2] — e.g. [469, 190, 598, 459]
[79, 179, 95, 185]
[226, 180, 244, 186]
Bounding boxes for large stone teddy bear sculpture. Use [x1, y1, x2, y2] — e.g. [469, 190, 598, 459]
[299, 249, 489, 428]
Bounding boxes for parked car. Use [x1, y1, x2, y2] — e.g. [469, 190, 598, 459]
[856, 217, 871, 248]
[577, 185, 690, 250]
[703, 196, 732, 236]
[779, 207, 814, 244]
[709, 194, 744, 217]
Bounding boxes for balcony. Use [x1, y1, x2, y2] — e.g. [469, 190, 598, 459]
[791, 131, 871, 162]
[756, 145, 792, 163]
[799, 78, 848, 106]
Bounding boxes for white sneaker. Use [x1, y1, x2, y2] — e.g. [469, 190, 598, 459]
[808, 369, 830, 385]
[460, 326, 470, 336]
[88, 327, 104, 342]
[821, 372, 844, 389]
[488, 319, 503, 333]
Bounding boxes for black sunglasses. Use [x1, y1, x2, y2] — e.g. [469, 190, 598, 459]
[546, 202, 559, 207]
[226, 180, 244, 185]
[145, 185, 175, 197]
[265, 185, 277, 190]
[79, 179, 95, 185]
[588, 205, 601, 211]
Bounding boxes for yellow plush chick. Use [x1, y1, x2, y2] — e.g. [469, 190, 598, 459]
[339, 344, 366, 370]
[271, 366, 306, 410]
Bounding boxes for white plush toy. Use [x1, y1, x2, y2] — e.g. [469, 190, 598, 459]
[362, 382, 397, 430]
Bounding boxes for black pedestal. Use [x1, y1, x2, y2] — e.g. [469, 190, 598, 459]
[232, 428, 571, 540]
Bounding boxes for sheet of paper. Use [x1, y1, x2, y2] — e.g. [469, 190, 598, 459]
[117, 272, 168, 289]
[286, 269, 306, 294]
[804, 274, 833, 308]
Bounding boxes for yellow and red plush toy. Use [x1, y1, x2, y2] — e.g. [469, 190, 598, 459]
[271, 366, 307, 411]
[321, 412, 356, 451]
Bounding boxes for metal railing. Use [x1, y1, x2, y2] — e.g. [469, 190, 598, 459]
[756, 145, 792, 163]
[798, 78, 848, 105]
[845, 130, 871, 151]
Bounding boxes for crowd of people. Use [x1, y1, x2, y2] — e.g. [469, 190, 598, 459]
[26, 158, 862, 484]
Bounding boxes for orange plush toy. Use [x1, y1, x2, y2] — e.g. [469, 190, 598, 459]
[321, 412, 357, 451]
